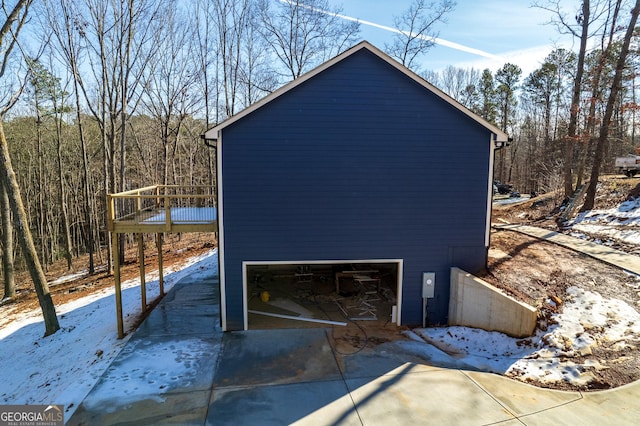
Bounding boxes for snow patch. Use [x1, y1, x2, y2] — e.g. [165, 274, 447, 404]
[410, 285, 640, 386]
[0, 249, 217, 419]
[569, 198, 640, 246]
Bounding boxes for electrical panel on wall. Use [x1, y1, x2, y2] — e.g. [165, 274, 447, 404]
[422, 272, 435, 298]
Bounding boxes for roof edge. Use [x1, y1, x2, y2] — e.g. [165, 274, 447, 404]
[202, 41, 509, 142]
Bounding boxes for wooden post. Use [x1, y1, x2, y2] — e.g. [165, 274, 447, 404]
[106, 194, 115, 231]
[165, 192, 171, 232]
[157, 233, 164, 296]
[136, 189, 142, 214]
[138, 233, 146, 313]
[196, 186, 203, 207]
[112, 231, 124, 339]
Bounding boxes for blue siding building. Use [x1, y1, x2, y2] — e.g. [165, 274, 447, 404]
[204, 42, 508, 331]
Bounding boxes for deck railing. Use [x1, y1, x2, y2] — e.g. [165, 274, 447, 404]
[107, 185, 216, 232]
[107, 184, 217, 338]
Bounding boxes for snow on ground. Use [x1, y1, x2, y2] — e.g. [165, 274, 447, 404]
[3, 219, 640, 419]
[569, 197, 640, 246]
[0, 249, 217, 419]
[404, 283, 640, 386]
[399, 192, 640, 387]
[493, 195, 530, 206]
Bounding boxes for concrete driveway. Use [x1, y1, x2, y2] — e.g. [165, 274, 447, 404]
[68, 260, 640, 425]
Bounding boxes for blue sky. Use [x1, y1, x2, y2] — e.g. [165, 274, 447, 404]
[326, 0, 576, 76]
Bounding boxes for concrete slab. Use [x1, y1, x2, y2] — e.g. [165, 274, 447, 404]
[340, 351, 439, 380]
[207, 381, 361, 426]
[214, 328, 343, 387]
[68, 334, 221, 425]
[464, 370, 582, 416]
[135, 303, 220, 337]
[68, 270, 222, 425]
[134, 281, 220, 338]
[520, 381, 640, 425]
[161, 281, 219, 305]
[71, 389, 212, 425]
[346, 367, 517, 425]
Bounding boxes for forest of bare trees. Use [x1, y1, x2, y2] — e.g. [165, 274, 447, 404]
[1, 0, 640, 335]
[427, 0, 640, 204]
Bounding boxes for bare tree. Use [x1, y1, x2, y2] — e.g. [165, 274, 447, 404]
[386, 0, 456, 71]
[25, 57, 74, 270]
[565, 1, 591, 197]
[535, 0, 594, 197]
[140, 4, 199, 186]
[0, 0, 60, 336]
[192, 0, 219, 189]
[434, 65, 481, 106]
[74, 0, 163, 267]
[0, 177, 13, 300]
[213, 0, 251, 118]
[193, 0, 219, 128]
[256, 0, 360, 80]
[583, 0, 640, 210]
[43, 0, 96, 273]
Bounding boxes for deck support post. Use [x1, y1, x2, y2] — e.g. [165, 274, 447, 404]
[112, 231, 124, 339]
[138, 233, 147, 312]
[157, 233, 164, 296]
[107, 185, 217, 338]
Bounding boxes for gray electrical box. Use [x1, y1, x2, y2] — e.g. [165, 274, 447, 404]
[422, 272, 435, 298]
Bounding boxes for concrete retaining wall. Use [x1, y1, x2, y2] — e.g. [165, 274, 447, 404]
[448, 267, 537, 337]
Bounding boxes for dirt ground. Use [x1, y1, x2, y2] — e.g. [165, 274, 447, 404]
[482, 230, 640, 390]
[485, 175, 640, 391]
[0, 233, 217, 332]
[3, 176, 640, 391]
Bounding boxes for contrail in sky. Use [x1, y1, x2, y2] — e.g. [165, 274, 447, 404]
[279, 0, 505, 61]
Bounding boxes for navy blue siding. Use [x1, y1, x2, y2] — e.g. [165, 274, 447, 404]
[221, 49, 492, 330]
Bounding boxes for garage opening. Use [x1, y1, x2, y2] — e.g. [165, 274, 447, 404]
[242, 260, 403, 330]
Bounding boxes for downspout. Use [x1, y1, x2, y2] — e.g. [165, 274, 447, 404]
[201, 133, 224, 329]
[200, 133, 217, 210]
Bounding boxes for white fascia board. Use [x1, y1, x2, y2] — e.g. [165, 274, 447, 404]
[201, 41, 509, 144]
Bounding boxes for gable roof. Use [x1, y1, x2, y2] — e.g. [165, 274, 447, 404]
[202, 41, 509, 143]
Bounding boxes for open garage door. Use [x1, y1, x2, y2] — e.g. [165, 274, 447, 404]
[242, 260, 403, 330]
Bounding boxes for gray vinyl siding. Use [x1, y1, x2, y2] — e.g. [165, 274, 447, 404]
[220, 49, 492, 330]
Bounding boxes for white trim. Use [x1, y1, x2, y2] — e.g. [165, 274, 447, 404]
[395, 260, 403, 325]
[242, 261, 248, 330]
[242, 259, 404, 329]
[216, 132, 228, 332]
[485, 137, 497, 248]
[203, 41, 509, 144]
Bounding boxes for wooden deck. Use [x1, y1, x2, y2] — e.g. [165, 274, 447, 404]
[107, 185, 217, 338]
[108, 185, 217, 233]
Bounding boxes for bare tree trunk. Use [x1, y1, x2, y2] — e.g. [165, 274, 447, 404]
[0, 119, 59, 336]
[34, 96, 48, 270]
[583, 0, 640, 211]
[47, 0, 95, 273]
[74, 76, 95, 274]
[562, 0, 590, 198]
[0, 178, 14, 299]
[53, 91, 73, 270]
[1, 0, 32, 305]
